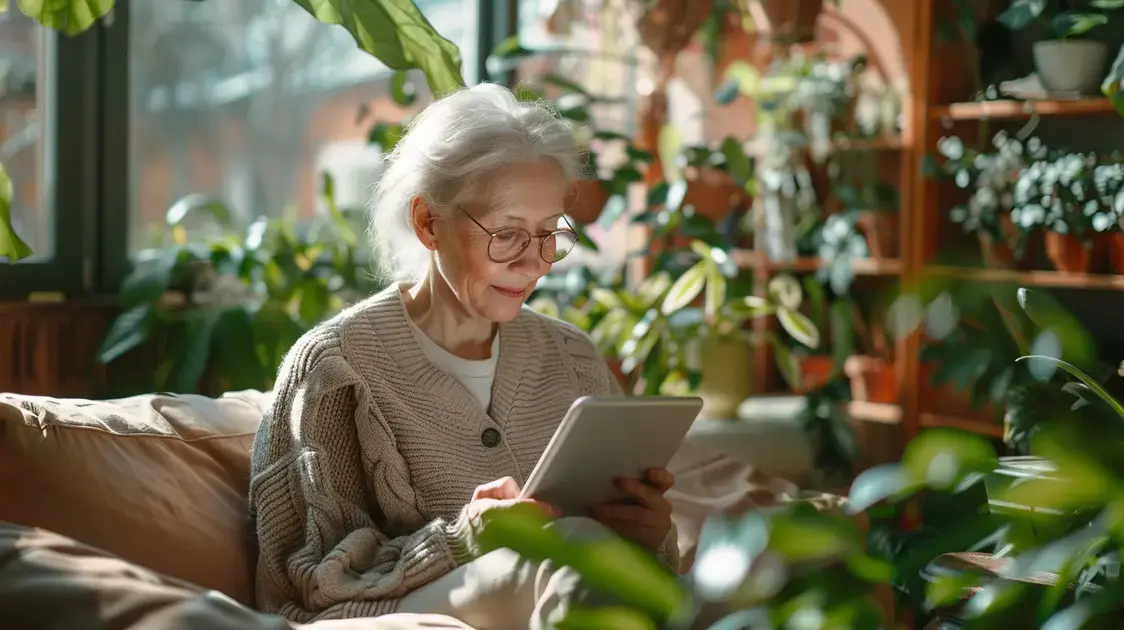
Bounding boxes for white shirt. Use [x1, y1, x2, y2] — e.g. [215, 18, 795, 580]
[406, 317, 499, 410]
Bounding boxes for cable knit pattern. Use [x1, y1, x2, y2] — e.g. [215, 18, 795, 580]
[249, 285, 678, 623]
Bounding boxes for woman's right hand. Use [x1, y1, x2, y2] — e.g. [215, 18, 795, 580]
[466, 477, 560, 520]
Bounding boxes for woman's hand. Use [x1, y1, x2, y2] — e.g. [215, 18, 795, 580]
[591, 468, 674, 552]
[466, 476, 560, 521]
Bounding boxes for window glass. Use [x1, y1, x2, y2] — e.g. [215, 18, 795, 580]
[128, 0, 474, 252]
[0, 10, 50, 262]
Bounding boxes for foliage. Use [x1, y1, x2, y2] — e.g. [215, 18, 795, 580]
[531, 240, 819, 397]
[97, 175, 378, 394]
[1011, 150, 1124, 247]
[1104, 44, 1124, 116]
[999, 0, 1124, 40]
[938, 132, 1042, 242]
[0, 0, 464, 263]
[487, 285, 1124, 629]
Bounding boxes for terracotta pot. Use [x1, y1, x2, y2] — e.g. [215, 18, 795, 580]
[697, 336, 754, 419]
[1109, 233, 1124, 275]
[855, 212, 900, 260]
[564, 179, 611, 224]
[682, 169, 751, 220]
[978, 215, 1020, 268]
[759, 0, 826, 43]
[844, 355, 897, 404]
[920, 362, 997, 420]
[796, 355, 835, 393]
[1044, 232, 1092, 274]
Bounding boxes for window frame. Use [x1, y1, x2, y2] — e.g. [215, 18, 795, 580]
[0, 0, 518, 300]
[1, 24, 103, 299]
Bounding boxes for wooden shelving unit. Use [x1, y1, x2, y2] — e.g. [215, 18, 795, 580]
[930, 97, 1118, 121]
[731, 251, 903, 275]
[899, 1, 1124, 443]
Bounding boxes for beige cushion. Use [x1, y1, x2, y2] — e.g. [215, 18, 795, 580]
[0, 390, 269, 605]
[0, 523, 475, 630]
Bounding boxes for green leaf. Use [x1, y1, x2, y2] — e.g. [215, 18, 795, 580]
[830, 300, 854, 375]
[661, 263, 707, 316]
[1052, 11, 1108, 38]
[657, 125, 684, 182]
[320, 172, 359, 244]
[293, 0, 464, 96]
[1102, 44, 1124, 115]
[778, 307, 820, 349]
[1017, 288, 1096, 369]
[0, 161, 32, 261]
[1093, 0, 1124, 7]
[704, 260, 726, 320]
[165, 193, 233, 229]
[1017, 355, 1124, 420]
[389, 70, 417, 106]
[902, 428, 997, 489]
[210, 307, 267, 391]
[167, 309, 220, 393]
[722, 60, 760, 96]
[98, 304, 153, 364]
[719, 136, 753, 185]
[847, 464, 910, 512]
[17, 0, 114, 36]
[490, 34, 535, 60]
[367, 121, 404, 151]
[997, 0, 1048, 30]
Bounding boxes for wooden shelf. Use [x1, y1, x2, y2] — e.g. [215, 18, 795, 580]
[848, 401, 901, 425]
[832, 136, 904, 151]
[926, 266, 1124, 290]
[930, 98, 1118, 121]
[919, 413, 1005, 439]
[731, 251, 904, 275]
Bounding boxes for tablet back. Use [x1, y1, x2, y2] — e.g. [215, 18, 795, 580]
[521, 396, 703, 516]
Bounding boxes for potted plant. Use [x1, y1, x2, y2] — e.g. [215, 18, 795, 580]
[999, 0, 1118, 96]
[674, 137, 755, 222]
[1011, 150, 1118, 273]
[939, 131, 1044, 268]
[842, 303, 897, 405]
[754, 0, 841, 44]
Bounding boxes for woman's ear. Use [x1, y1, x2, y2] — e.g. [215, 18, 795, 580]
[410, 196, 438, 251]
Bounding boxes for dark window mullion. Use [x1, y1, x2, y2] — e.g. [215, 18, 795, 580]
[0, 25, 99, 299]
[96, 3, 131, 294]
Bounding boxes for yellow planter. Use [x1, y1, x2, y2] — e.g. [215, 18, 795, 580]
[696, 337, 754, 419]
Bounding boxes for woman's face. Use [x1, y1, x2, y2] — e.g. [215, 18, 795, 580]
[432, 160, 568, 322]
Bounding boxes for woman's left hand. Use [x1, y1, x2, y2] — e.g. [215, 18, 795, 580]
[590, 468, 674, 552]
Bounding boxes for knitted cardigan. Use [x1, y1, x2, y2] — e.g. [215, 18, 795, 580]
[248, 285, 678, 622]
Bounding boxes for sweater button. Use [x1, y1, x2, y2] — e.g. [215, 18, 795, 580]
[481, 428, 501, 448]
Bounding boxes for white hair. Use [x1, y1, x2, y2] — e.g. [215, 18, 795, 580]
[368, 83, 582, 282]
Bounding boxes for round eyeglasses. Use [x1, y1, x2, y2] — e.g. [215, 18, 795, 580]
[460, 208, 578, 264]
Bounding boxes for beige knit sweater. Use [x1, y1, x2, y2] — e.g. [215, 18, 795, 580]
[248, 285, 678, 622]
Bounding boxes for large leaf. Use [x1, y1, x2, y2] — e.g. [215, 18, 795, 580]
[778, 307, 820, 349]
[17, 0, 114, 36]
[661, 263, 707, 316]
[1017, 288, 1096, 369]
[997, 0, 1047, 30]
[1103, 44, 1124, 116]
[1052, 11, 1108, 38]
[1017, 355, 1124, 421]
[0, 161, 32, 261]
[294, 0, 464, 96]
[98, 304, 154, 364]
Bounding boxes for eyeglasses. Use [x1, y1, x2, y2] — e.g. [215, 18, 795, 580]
[459, 207, 578, 264]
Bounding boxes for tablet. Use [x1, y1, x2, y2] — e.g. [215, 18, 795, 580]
[519, 395, 703, 516]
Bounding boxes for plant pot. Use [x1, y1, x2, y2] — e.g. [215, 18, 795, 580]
[683, 171, 750, 221]
[796, 355, 835, 393]
[978, 214, 1021, 268]
[1033, 40, 1108, 96]
[697, 336, 754, 419]
[564, 179, 611, 224]
[844, 355, 897, 404]
[759, 0, 825, 43]
[919, 362, 997, 421]
[1109, 233, 1124, 275]
[855, 211, 899, 260]
[1044, 232, 1091, 274]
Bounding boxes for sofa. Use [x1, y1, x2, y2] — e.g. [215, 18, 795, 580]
[0, 389, 824, 629]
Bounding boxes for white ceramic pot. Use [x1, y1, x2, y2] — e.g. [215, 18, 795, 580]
[1033, 40, 1108, 96]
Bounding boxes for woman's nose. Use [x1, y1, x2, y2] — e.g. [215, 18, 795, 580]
[510, 242, 550, 275]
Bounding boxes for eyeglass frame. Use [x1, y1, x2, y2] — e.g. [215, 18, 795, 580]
[457, 206, 579, 264]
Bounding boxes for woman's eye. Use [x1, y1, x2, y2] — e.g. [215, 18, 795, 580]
[494, 229, 521, 244]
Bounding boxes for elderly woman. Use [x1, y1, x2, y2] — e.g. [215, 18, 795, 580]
[249, 84, 678, 629]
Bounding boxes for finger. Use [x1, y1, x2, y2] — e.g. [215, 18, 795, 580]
[474, 476, 521, 501]
[644, 468, 675, 492]
[617, 477, 672, 513]
[591, 503, 662, 526]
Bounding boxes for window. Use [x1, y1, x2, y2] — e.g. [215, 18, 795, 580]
[0, 10, 49, 261]
[0, 0, 514, 299]
[127, 0, 480, 253]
